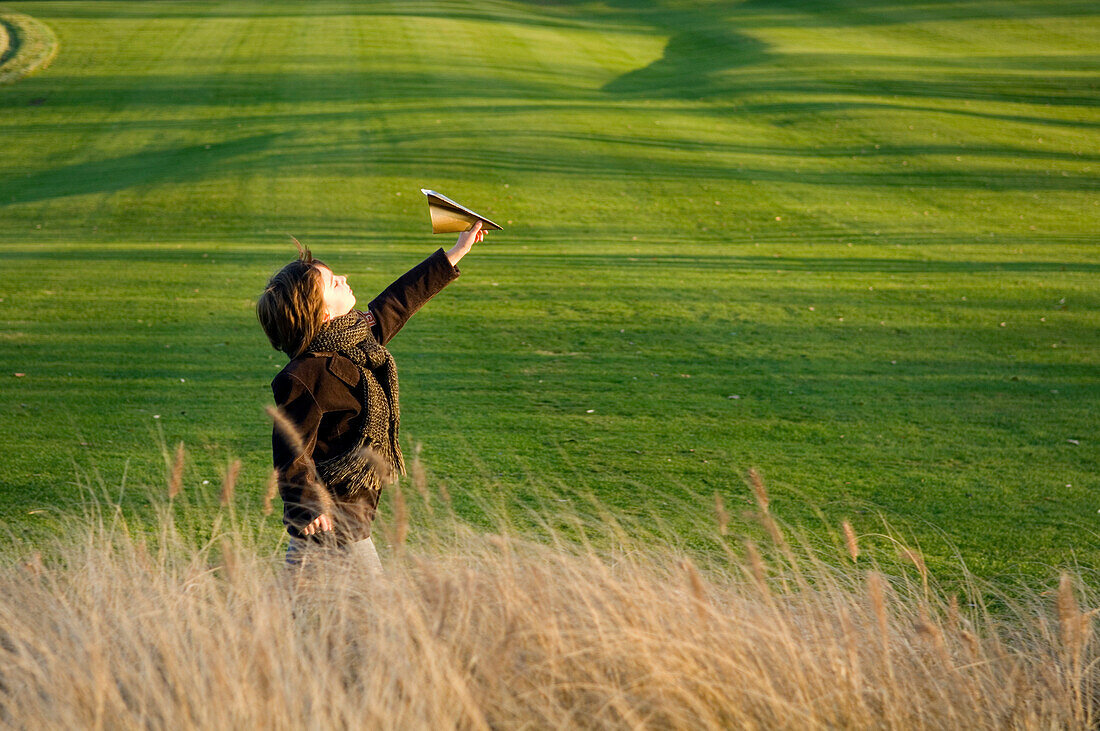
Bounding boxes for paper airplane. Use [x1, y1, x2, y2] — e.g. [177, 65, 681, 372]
[421, 189, 504, 234]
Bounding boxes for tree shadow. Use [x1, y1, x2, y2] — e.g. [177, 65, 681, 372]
[598, 0, 1099, 109]
[3, 0, 1097, 205]
[735, 100, 1100, 131]
[732, 0, 1100, 29]
[24, 0, 630, 32]
[4, 245, 1098, 277]
[474, 251, 1100, 275]
[0, 69, 587, 111]
[0, 133, 283, 206]
[603, 35, 1098, 107]
[7, 116, 1096, 209]
[602, 27, 771, 97]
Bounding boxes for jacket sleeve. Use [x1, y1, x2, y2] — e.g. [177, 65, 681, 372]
[271, 371, 325, 535]
[368, 247, 459, 345]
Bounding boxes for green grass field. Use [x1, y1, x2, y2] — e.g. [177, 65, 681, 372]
[1, 0, 1097, 581]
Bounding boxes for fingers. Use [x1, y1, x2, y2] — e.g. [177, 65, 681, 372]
[456, 220, 487, 248]
[302, 514, 333, 535]
[467, 222, 485, 244]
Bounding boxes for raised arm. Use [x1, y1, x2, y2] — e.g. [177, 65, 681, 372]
[367, 223, 486, 345]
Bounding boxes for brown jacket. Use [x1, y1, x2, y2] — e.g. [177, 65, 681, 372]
[271, 248, 459, 541]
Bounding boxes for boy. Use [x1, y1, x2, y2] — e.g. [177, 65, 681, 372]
[257, 222, 485, 569]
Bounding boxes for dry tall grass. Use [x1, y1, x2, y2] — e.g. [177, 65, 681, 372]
[1, 452, 1096, 729]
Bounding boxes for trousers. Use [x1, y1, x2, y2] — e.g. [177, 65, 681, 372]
[285, 535, 383, 576]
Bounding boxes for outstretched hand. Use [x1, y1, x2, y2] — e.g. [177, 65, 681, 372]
[446, 220, 485, 266]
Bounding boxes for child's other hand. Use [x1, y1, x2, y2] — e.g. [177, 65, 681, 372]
[302, 514, 333, 535]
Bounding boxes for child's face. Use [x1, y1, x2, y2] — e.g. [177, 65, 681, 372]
[314, 264, 356, 321]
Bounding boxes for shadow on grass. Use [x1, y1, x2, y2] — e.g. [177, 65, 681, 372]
[600, 33, 1099, 106]
[737, 100, 1100, 131]
[0, 69, 597, 110]
[731, 0, 1100, 28]
[595, 0, 1099, 107]
[0, 17, 19, 67]
[481, 252, 1100, 274]
[5, 125, 1095, 208]
[602, 26, 770, 96]
[25, 0, 1100, 25]
[1, 0, 1096, 209]
[0, 133, 283, 206]
[247, 137, 1099, 190]
[3, 243, 1100, 275]
[7, 4, 1096, 112]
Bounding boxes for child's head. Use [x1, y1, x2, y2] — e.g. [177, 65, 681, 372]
[257, 239, 327, 358]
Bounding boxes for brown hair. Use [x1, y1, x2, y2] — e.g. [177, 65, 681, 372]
[256, 238, 327, 358]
